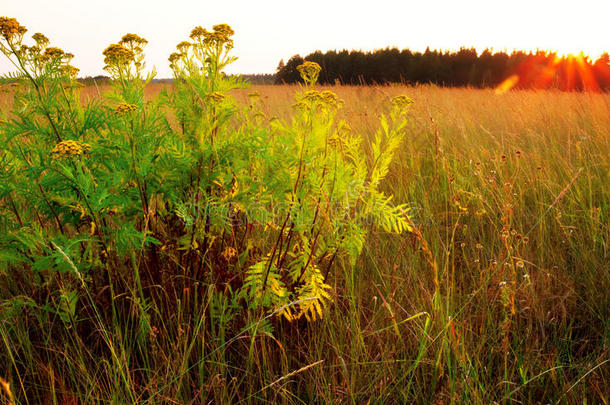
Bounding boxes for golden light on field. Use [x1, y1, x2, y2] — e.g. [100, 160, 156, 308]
[494, 75, 520, 94]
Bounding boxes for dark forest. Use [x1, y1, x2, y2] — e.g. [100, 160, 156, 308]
[276, 47, 610, 91]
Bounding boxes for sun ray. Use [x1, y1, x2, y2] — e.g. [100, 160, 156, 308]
[574, 53, 599, 92]
[495, 74, 519, 94]
[532, 54, 562, 89]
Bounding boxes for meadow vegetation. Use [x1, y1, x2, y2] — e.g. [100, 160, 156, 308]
[0, 17, 609, 404]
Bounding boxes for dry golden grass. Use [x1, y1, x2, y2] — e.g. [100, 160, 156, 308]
[1, 81, 608, 403]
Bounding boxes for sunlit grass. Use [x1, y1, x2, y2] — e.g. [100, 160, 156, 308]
[1, 78, 608, 403]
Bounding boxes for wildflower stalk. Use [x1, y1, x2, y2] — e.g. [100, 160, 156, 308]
[3, 37, 63, 142]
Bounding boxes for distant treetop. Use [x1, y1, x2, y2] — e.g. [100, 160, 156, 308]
[275, 47, 610, 91]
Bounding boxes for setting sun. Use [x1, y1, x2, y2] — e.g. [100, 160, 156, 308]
[1, 0, 607, 77]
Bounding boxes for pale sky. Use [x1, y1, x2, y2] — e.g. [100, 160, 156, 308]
[2, 0, 608, 78]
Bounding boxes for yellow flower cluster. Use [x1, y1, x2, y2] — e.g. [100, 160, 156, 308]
[295, 89, 342, 110]
[189, 24, 234, 47]
[61, 64, 80, 78]
[168, 52, 182, 65]
[297, 61, 321, 85]
[189, 26, 207, 39]
[113, 33, 147, 70]
[169, 42, 192, 67]
[391, 95, 414, 111]
[297, 61, 321, 77]
[102, 43, 134, 67]
[114, 102, 138, 115]
[51, 140, 91, 160]
[176, 41, 191, 52]
[18, 44, 40, 58]
[0, 17, 27, 41]
[212, 24, 234, 38]
[320, 90, 340, 106]
[206, 91, 225, 103]
[31, 32, 49, 47]
[40, 47, 65, 62]
[119, 33, 148, 46]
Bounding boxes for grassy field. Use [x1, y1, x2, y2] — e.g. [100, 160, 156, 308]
[230, 84, 610, 403]
[1, 80, 609, 404]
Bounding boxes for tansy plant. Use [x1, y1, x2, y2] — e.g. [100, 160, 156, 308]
[0, 17, 413, 328]
[166, 30, 413, 321]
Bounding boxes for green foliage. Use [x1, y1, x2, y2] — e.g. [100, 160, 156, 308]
[0, 17, 608, 404]
[0, 19, 414, 403]
[0, 18, 411, 352]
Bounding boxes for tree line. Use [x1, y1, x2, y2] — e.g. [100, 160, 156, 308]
[275, 48, 610, 91]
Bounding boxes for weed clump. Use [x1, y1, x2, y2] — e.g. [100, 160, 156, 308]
[0, 17, 414, 403]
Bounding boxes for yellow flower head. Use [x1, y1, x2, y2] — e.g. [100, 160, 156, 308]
[51, 140, 91, 160]
[0, 17, 27, 42]
[168, 52, 182, 65]
[31, 32, 49, 47]
[297, 61, 321, 85]
[102, 43, 134, 67]
[298, 89, 341, 110]
[119, 33, 148, 47]
[189, 26, 208, 40]
[190, 24, 235, 48]
[302, 90, 322, 102]
[19, 44, 40, 58]
[114, 102, 138, 115]
[61, 64, 80, 78]
[391, 95, 414, 112]
[176, 41, 191, 52]
[205, 31, 231, 45]
[320, 90, 340, 107]
[40, 47, 65, 63]
[213, 24, 234, 38]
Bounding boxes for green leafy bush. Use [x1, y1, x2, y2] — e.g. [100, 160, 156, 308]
[0, 18, 412, 325]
